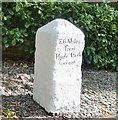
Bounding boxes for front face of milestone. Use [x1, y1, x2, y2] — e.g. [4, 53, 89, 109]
[33, 19, 85, 114]
[54, 31, 84, 83]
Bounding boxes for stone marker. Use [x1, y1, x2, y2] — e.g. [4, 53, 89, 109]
[33, 18, 85, 114]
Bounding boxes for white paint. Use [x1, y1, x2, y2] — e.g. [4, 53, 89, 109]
[33, 18, 85, 114]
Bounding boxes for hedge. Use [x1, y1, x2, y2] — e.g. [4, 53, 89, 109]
[2, 2, 118, 71]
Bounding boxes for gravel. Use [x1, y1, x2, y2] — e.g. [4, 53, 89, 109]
[1, 60, 117, 119]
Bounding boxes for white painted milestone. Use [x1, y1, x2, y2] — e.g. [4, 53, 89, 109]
[33, 18, 85, 114]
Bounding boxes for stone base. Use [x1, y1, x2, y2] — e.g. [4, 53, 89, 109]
[33, 79, 82, 113]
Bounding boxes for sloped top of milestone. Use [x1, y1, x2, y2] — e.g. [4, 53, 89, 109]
[37, 18, 85, 36]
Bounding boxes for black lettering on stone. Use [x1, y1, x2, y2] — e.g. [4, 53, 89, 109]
[71, 52, 81, 58]
[59, 61, 75, 65]
[56, 53, 68, 60]
[67, 38, 73, 44]
[65, 45, 76, 51]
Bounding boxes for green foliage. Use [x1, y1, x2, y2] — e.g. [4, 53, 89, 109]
[23, 63, 28, 68]
[2, 2, 118, 71]
[3, 108, 18, 118]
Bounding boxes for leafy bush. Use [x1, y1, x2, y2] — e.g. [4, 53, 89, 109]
[2, 2, 118, 71]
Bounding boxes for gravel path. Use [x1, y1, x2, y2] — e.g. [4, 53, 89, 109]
[1, 60, 117, 119]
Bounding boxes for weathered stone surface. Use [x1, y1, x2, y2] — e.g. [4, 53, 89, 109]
[33, 19, 85, 114]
